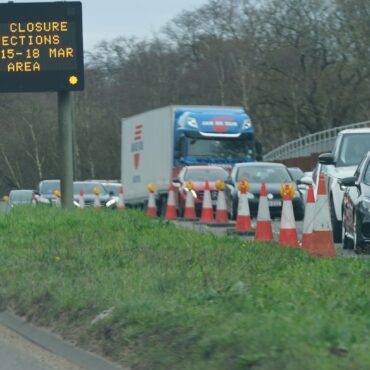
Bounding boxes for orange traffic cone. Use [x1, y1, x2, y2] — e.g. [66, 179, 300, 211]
[279, 184, 298, 247]
[215, 180, 229, 225]
[200, 181, 214, 224]
[147, 184, 157, 218]
[235, 182, 254, 235]
[54, 190, 61, 207]
[255, 183, 273, 241]
[165, 183, 177, 220]
[117, 185, 125, 210]
[31, 192, 37, 206]
[309, 174, 336, 257]
[184, 192, 197, 220]
[183, 181, 197, 220]
[93, 194, 100, 208]
[79, 188, 85, 209]
[301, 185, 315, 249]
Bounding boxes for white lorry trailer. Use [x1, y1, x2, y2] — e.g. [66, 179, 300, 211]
[121, 105, 260, 213]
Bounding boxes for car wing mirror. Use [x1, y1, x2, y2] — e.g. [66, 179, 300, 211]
[319, 153, 335, 165]
[339, 176, 357, 188]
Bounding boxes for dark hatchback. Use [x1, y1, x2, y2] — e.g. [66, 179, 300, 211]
[230, 162, 305, 220]
[341, 151, 370, 252]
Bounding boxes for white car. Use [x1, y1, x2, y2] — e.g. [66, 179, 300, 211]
[316, 128, 370, 242]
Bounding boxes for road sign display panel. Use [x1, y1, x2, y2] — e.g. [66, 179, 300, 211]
[0, 1, 84, 92]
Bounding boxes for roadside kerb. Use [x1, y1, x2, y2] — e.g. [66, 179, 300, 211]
[0, 311, 126, 370]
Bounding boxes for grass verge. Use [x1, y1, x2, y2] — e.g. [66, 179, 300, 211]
[0, 207, 369, 370]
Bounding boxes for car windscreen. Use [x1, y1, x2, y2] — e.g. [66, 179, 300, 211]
[184, 169, 229, 182]
[103, 184, 121, 196]
[39, 181, 60, 194]
[186, 137, 254, 160]
[288, 168, 304, 181]
[237, 166, 292, 183]
[73, 183, 108, 195]
[337, 133, 370, 167]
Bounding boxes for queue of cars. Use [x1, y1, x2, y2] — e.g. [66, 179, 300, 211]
[5, 161, 309, 220]
[1, 179, 122, 209]
[172, 162, 309, 220]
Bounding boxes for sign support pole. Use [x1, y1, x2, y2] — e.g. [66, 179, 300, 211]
[58, 91, 74, 209]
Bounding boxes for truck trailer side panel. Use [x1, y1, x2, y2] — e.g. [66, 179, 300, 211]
[121, 107, 174, 204]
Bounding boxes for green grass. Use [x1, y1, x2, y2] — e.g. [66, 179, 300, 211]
[0, 207, 370, 370]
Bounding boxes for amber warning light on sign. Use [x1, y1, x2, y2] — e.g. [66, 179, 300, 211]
[0, 1, 84, 92]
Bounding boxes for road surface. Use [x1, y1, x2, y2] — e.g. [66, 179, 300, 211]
[0, 324, 84, 370]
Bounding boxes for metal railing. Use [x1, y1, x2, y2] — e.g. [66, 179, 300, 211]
[264, 120, 370, 161]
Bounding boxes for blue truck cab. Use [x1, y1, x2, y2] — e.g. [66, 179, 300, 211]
[173, 106, 260, 166]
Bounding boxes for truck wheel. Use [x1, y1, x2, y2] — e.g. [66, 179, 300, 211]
[330, 197, 342, 243]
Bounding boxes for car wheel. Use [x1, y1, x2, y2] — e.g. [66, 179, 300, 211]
[342, 209, 353, 250]
[330, 197, 342, 243]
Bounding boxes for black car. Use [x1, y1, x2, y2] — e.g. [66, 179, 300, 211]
[230, 162, 305, 220]
[341, 151, 370, 252]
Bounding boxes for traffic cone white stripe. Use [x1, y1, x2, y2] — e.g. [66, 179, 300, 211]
[237, 194, 250, 216]
[301, 185, 314, 249]
[94, 193, 100, 208]
[256, 196, 271, 221]
[200, 181, 214, 223]
[165, 184, 177, 220]
[147, 191, 157, 217]
[79, 189, 85, 209]
[31, 193, 37, 206]
[310, 174, 336, 257]
[279, 192, 298, 247]
[255, 183, 273, 241]
[184, 190, 197, 219]
[235, 190, 253, 233]
[215, 190, 229, 224]
[280, 200, 296, 229]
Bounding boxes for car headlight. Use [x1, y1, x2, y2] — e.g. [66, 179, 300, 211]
[187, 117, 198, 128]
[242, 118, 251, 129]
[106, 198, 117, 208]
[359, 199, 370, 213]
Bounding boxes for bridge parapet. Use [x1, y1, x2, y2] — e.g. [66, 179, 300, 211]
[264, 120, 370, 161]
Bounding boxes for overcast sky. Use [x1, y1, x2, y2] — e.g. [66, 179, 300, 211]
[15, 0, 208, 51]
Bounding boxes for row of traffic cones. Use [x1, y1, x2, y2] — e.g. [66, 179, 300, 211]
[139, 175, 336, 257]
[146, 181, 236, 225]
[254, 174, 335, 257]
